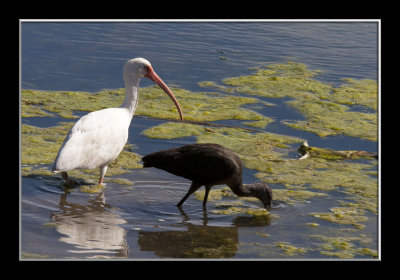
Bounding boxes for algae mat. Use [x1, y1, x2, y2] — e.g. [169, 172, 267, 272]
[21, 61, 378, 259]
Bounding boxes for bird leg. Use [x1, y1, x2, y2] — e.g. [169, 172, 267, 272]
[202, 185, 211, 207]
[177, 182, 202, 207]
[99, 166, 108, 185]
[61, 172, 75, 186]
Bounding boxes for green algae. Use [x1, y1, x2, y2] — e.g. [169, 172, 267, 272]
[79, 184, 105, 194]
[21, 122, 74, 165]
[142, 122, 204, 140]
[298, 141, 378, 160]
[272, 188, 328, 205]
[142, 121, 377, 237]
[220, 62, 332, 99]
[197, 80, 235, 94]
[139, 86, 269, 122]
[199, 62, 378, 142]
[274, 242, 307, 256]
[21, 84, 272, 185]
[21, 89, 123, 119]
[21, 252, 50, 259]
[306, 223, 320, 227]
[142, 121, 377, 218]
[241, 118, 274, 129]
[192, 186, 270, 215]
[255, 157, 377, 195]
[194, 186, 234, 202]
[238, 241, 307, 258]
[21, 122, 142, 184]
[330, 78, 378, 111]
[283, 99, 377, 141]
[21, 61, 379, 259]
[211, 206, 269, 216]
[21, 86, 268, 123]
[310, 234, 378, 258]
[309, 206, 368, 230]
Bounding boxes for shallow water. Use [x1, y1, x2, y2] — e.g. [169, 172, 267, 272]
[20, 20, 379, 259]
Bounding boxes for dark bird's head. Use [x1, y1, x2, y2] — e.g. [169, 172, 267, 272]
[251, 182, 273, 211]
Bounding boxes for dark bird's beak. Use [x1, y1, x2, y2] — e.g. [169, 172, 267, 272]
[264, 201, 272, 211]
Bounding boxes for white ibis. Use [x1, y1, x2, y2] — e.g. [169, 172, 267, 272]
[52, 58, 183, 185]
[142, 143, 273, 210]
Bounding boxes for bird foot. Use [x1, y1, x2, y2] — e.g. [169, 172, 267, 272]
[61, 172, 77, 186]
[63, 180, 77, 188]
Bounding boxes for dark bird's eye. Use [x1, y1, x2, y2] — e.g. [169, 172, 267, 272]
[144, 66, 149, 71]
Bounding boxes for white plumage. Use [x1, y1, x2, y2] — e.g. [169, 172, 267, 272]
[52, 58, 183, 185]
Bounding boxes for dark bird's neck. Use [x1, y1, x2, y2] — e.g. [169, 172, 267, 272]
[229, 182, 256, 198]
[229, 182, 271, 207]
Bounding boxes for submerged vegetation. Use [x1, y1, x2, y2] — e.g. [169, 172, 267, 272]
[21, 61, 378, 258]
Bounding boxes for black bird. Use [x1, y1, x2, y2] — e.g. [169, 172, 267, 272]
[142, 143, 273, 210]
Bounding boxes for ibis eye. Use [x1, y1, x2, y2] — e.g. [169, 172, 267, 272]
[144, 66, 149, 71]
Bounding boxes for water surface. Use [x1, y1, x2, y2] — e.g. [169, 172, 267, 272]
[20, 21, 379, 259]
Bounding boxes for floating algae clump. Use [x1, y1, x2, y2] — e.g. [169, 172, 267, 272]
[199, 62, 378, 142]
[219, 62, 332, 99]
[21, 122, 142, 184]
[310, 206, 369, 230]
[274, 242, 307, 256]
[194, 186, 234, 202]
[310, 234, 378, 258]
[138, 86, 269, 122]
[143, 122, 302, 166]
[79, 184, 105, 194]
[22, 86, 271, 124]
[329, 78, 378, 111]
[283, 99, 377, 141]
[142, 119, 377, 230]
[271, 188, 328, 205]
[21, 122, 74, 165]
[193, 186, 270, 215]
[21, 89, 125, 119]
[211, 206, 269, 216]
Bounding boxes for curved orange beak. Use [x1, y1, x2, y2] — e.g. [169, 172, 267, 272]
[145, 67, 183, 121]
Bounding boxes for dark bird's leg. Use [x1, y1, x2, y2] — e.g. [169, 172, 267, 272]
[61, 172, 75, 186]
[202, 185, 212, 207]
[177, 181, 202, 207]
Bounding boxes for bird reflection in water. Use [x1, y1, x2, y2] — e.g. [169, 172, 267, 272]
[138, 206, 271, 258]
[49, 186, 272, 259]
[50, 190, 128, 258]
